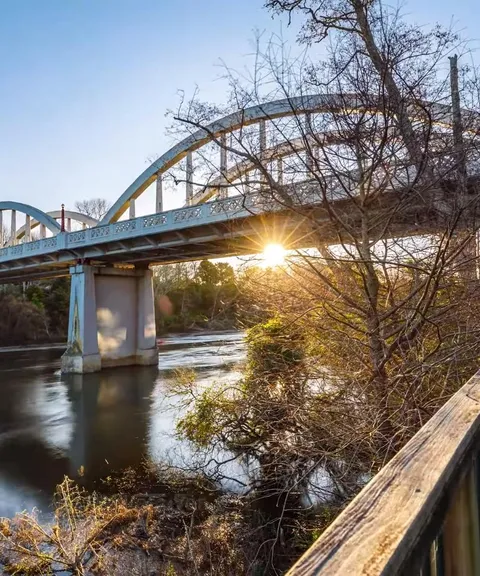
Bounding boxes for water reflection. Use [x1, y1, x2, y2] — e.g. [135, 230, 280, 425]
[66, 368, 157, 481]
[0, 331, 245, 518]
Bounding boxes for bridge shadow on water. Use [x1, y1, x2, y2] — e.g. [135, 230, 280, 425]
[64, 366, 157, 484]
[0, 331, 244, 517]
[0, 351, 159, 516]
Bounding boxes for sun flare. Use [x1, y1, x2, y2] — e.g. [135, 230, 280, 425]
[262, 243, 286, 268]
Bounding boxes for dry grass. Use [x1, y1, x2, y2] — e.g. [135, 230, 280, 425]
[0, 475, 252, 576]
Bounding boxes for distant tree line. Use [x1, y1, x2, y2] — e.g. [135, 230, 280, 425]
[0, 259, 251, 346]
[0, 278, 70, 346]
[154, 259, 246, 333]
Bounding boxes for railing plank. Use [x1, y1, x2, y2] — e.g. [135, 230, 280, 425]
[287, 373, 480, 576]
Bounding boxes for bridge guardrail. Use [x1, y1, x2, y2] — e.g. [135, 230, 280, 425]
[2, 165, 480, 267]
[0, 193, 272, 264]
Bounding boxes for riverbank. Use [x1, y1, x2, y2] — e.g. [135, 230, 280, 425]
[0, 342, 66, 353]
[0, 465, 250, 575]
[0, 461, 328, 575]
[0, 327, 243, 354]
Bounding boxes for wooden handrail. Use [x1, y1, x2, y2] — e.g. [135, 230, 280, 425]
[287, 372, 480, 575]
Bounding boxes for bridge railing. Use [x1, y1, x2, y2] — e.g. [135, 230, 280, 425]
[287, 371, 480, 576]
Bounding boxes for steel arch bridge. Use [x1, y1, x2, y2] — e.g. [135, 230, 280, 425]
[0, 92, 475, 283]
[0, 93, 477, 372]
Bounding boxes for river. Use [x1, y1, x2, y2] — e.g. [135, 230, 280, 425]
[0, 331, 245, 518]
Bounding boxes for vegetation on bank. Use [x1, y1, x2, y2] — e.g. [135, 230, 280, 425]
[153, 260, 244, 333]
[0, 260, 251, 346]
[0, 279, 70, 346]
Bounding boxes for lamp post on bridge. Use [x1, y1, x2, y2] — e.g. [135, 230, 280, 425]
[61, 204, 65, 232]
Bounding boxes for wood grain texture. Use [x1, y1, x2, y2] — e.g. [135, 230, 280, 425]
[287, 373, 480, 576]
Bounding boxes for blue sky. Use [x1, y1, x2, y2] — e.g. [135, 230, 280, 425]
[0, 0, 478, 217]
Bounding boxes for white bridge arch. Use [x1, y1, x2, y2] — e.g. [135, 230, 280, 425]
[15, 210, 98, 241]
[0, 201, 61, 246]
[100, 93, 461, 225]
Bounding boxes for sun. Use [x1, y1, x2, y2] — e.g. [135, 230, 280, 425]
[262, 243, 286, 268]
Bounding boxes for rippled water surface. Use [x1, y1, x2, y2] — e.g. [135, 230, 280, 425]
[0, 331, 245, 518]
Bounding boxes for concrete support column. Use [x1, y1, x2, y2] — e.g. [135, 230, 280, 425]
[277, 157, 283, 186]
[129, 199, 136, 219]
[62, 265, 101, 373]
[10, 211, 16, 246]
[40, 224, 46, 239]
[156, 173, 163, 213]
[219, 133, 227, 200]
[0, 211, 3, 246]
[186, 151, 193, 205]
[25, 215, 31, 242]
[61, 265, 158, 374]
[67, 218, 72, 232]
[136, 268, 158, 365]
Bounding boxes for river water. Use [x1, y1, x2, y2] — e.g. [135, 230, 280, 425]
[0, 331, 245, 518]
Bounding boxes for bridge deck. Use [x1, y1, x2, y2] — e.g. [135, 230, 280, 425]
[0, 183, 462, 282]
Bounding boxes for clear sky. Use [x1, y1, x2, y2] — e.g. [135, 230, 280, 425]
[0, 0, 478, 218]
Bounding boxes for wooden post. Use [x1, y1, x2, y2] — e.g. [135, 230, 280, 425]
[449, 55, 477, 280]
[443, 465, 480, 575]
[450, 55, 466, 187]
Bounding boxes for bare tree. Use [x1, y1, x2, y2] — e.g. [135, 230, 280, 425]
[167, 8, 480, 573]
[74, 198, 111, 221]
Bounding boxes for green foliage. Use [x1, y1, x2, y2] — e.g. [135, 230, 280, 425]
[0, 293, 48, 346]
[246, 316, 305, 377]
[153, 260, 239, 333]
[0, 277, 71, 345]
[25, 284, 45, 310]
[176, 316, 310, 452]
[44, 277, 71, 336]
[177, 388, 235, 448]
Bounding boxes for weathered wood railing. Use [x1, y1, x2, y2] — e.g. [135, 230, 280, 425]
[288, 372, 480, 576]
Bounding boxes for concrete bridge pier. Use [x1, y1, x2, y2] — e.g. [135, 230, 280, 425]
[61, 264, 157, 373]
